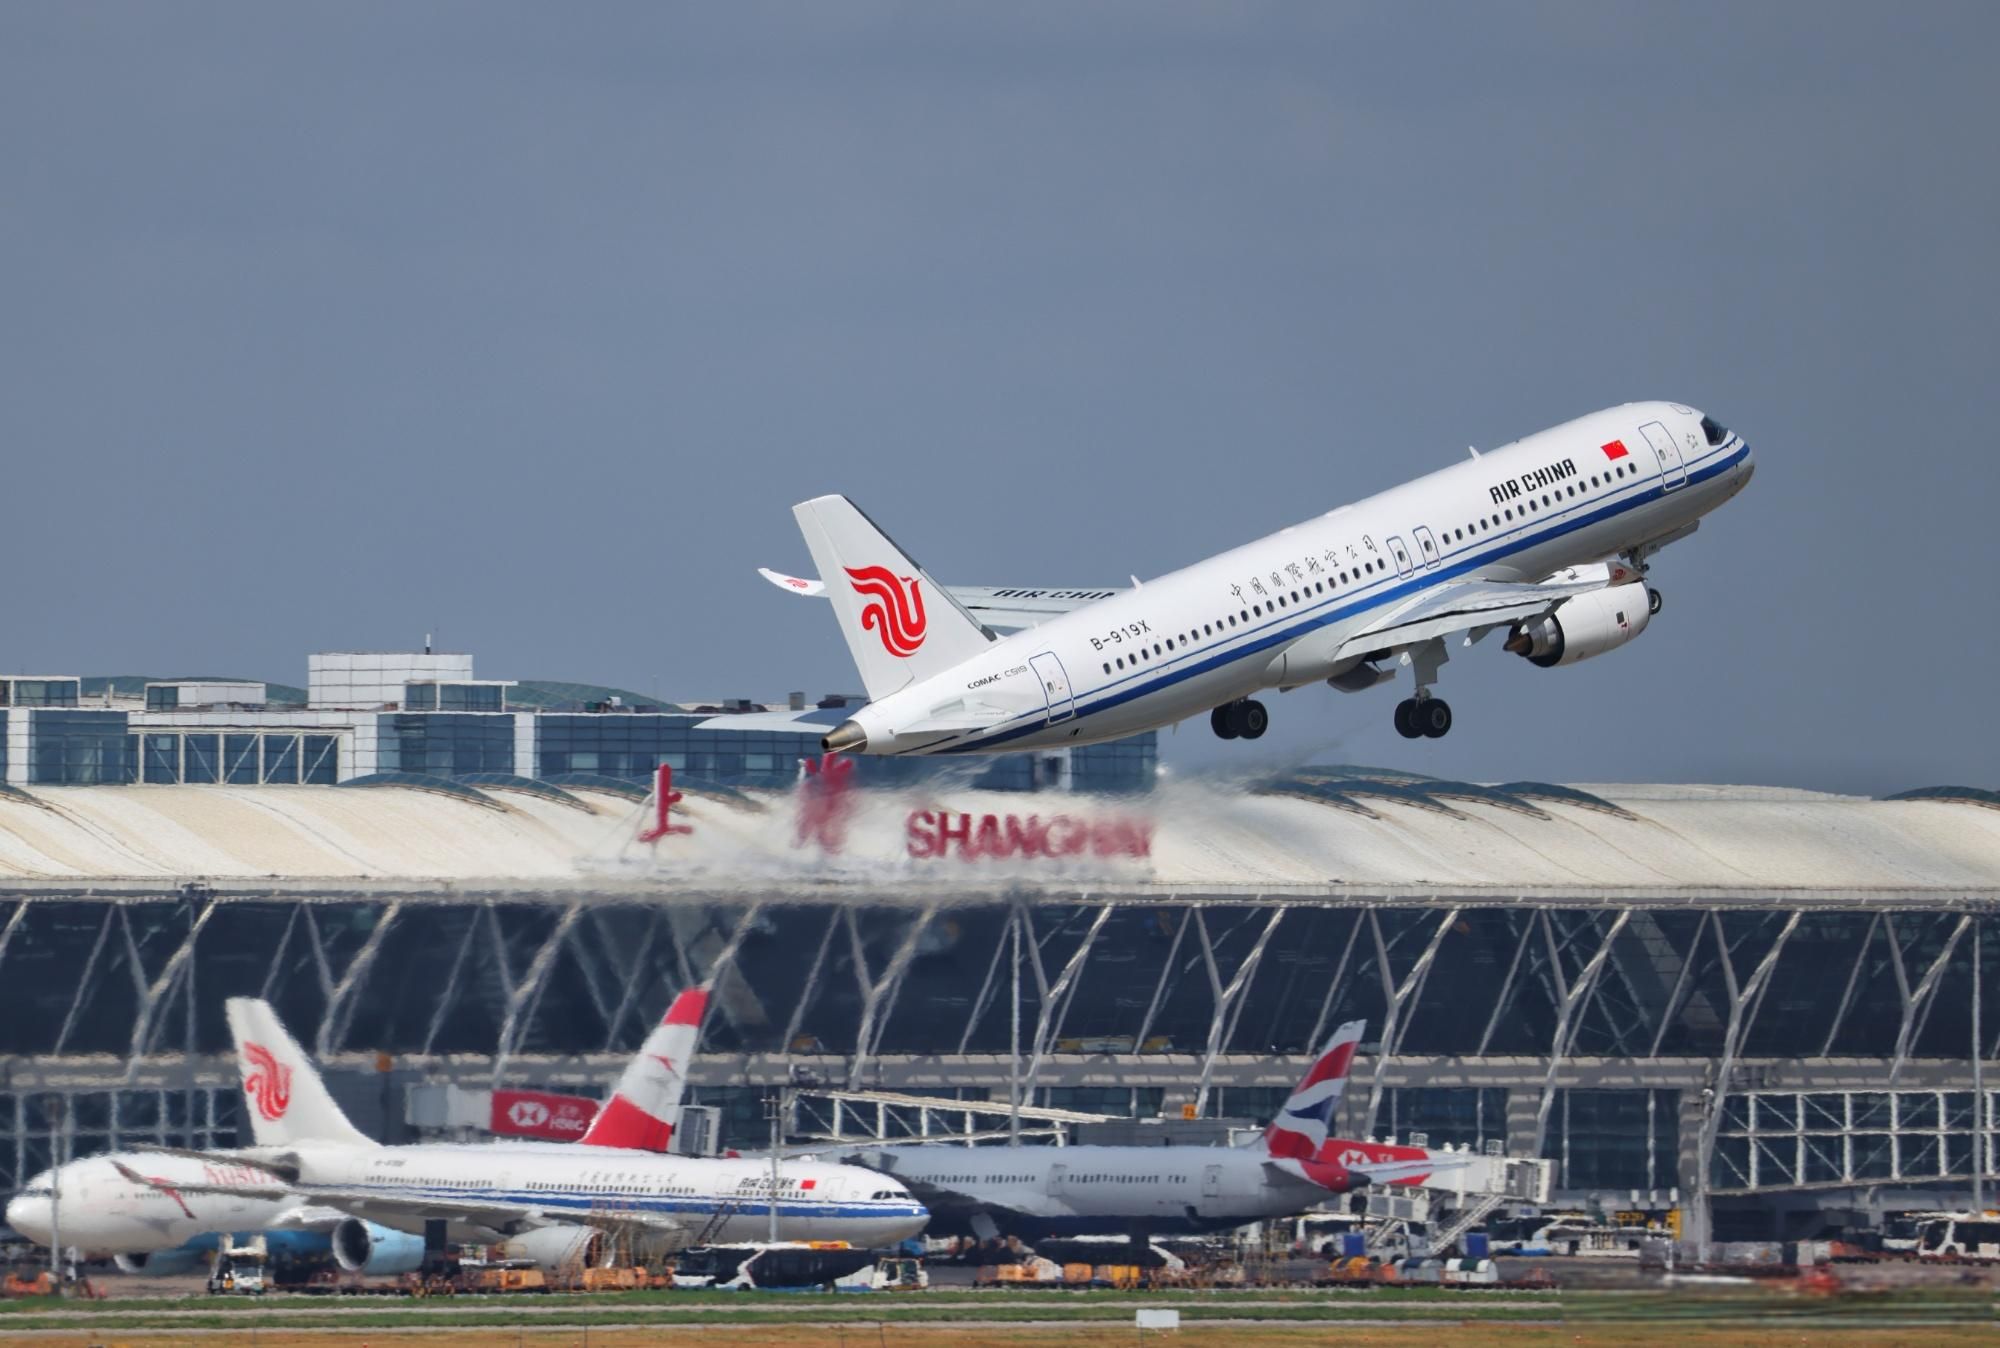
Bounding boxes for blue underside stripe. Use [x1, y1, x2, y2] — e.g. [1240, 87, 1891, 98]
[337, 1182, 924, 1223]
[937, 438, 1749, 754]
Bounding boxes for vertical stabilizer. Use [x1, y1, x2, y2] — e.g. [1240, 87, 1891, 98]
[578, 984, 707, 1152]
[223, 998, 375, 1149]
[1265, 1019, 1365, 1161]
[791, 495, 993, 700]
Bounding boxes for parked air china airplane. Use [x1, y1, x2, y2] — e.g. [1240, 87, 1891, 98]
[764, 403, 1751, 747]
[835, 1022, 1450, 1242]
[105, 997, 924, 1265]
[1, 986, 857, 1273]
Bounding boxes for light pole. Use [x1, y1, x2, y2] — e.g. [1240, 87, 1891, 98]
[42, 1097, 64, 1298]
[764, 1088, 785, 1243]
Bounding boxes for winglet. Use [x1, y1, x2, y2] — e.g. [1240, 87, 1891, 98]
[758, 567, 827, 598]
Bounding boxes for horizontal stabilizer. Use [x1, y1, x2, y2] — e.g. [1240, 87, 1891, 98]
[761, 566, 1122, 634]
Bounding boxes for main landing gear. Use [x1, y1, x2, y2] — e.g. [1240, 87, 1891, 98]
[1394, 637, 1452, 739]
[1210, 699, 1268, 740]
[1394, 696, 1452, 739]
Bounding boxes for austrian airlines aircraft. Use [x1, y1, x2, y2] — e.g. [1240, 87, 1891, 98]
[837, 1022, 1451, 1242]
[766, 403, 1751, 747]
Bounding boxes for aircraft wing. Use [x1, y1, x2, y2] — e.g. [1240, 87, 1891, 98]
[760, 568, 1121, 634]
[112, 1160, 683, 1240]
[1335, 562, 1639, 656]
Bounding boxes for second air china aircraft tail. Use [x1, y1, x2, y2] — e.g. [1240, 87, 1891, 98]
[776, 402, 1753, 752]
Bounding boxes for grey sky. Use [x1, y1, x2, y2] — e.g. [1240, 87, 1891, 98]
[3, 4, 1994, 794]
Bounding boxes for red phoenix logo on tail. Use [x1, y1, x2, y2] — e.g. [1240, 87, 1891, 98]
[242, 1041, 292, 1121]
[845, 566, 928, 657]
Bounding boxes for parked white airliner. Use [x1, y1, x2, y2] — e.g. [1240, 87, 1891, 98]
[837, 1022, 1451, 1242]
[4, 988, 712, 1272]
[765, 403, 1751, 747]
[8, 988, 924, 1270]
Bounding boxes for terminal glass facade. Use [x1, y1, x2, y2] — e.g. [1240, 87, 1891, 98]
[0, 896, 1994, 1210]
[30, 711, 134, 784]
[391, 714, 515, 777]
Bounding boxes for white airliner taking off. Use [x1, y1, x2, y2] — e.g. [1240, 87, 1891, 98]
[764, 403, 1751, 747]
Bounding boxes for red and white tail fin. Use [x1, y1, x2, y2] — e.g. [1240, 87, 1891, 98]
[224, 998, 374, 1150]
[578, 984, 707, 1152]
[1264, 1020, 1365, 1163]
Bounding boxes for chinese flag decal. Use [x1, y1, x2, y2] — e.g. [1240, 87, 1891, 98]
[1600, 439, 1630, 460]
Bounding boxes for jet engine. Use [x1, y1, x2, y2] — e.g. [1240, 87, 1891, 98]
[1505, 586, 1655, 668]
[113, 1238, 211, 1275]
[494, 1224, 607, 1271]
[330, 1218, 427, 1275]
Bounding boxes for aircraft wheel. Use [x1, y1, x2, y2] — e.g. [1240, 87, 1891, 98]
[1648, 587, 1663, 616]
[1394, 699, 1422, 739]
[1239, 700, 1269, 740]
[1210, 705, 1239, 740]
[1419, 698, 1453, 739]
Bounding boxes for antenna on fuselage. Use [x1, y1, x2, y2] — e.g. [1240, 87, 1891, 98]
[1467, 445, 1481, 458]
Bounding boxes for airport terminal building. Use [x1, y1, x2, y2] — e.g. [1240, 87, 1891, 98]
[0, 651, 1995, 1248]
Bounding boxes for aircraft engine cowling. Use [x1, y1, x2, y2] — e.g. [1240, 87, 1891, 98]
[1505, 586, 1654, 668]
[113, 1241, 209, 1275]
[330, 1218, 427, 1275]
[495, 1224, 607, 1271]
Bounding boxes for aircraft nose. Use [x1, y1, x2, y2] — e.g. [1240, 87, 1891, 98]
[6, 1192, 49, 1242]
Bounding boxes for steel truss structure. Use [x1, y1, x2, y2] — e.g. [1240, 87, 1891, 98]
[1, 885, 1993, 1245]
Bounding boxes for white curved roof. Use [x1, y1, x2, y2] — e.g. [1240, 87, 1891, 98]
[0, 779, 1993, 903]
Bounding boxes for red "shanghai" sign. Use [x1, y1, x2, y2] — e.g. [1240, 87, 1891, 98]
[905, 810, 1153, 861]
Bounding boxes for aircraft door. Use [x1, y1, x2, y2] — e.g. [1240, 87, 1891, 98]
[1412, 526, 1441, 570]
[1638, 421, 1687, 490]
[1029, 652, 1076, 724]
[1386, 536, 1415, 578]
[1201, 1164, 1222, 1199]
[1047, 1164, 1067, 1197]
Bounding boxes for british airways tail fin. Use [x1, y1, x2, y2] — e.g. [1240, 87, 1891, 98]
[578, 984, 707, 1152]
[791, 495, 993, 701]
[223, 998, 374, 1150]
[1264, 1020, 1365, 1162]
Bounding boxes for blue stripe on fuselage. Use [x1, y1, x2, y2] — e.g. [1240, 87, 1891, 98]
[938, 438, 1750, 754]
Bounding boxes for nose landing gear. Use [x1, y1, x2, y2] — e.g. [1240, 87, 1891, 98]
[1210, 699, 1269, 740]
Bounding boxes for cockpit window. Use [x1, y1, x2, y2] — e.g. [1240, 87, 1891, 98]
[1699, 415, 1729, 447]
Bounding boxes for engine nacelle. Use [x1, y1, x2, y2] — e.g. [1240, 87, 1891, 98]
[331, 1218, 427, 1275]
[113, 1239, 211, 1275]
[1506, 586, 1654, 668]
[494, 1224, 606, 1271]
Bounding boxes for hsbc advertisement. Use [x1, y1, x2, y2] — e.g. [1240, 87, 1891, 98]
[490, 1088, 597, 1142]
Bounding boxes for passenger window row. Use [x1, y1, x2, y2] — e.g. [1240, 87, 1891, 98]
[1095, 461, 1644, 678]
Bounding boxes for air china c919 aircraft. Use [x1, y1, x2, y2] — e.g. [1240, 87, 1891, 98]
[765, 402, 1751, 749]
